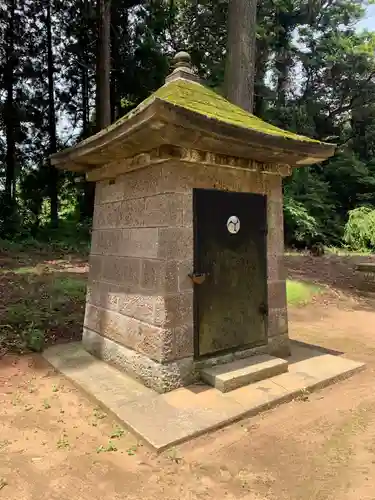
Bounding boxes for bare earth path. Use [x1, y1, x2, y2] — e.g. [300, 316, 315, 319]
[1, 254, 375, 499]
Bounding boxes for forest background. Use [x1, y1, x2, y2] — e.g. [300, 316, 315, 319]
[1, 0, 375, 253]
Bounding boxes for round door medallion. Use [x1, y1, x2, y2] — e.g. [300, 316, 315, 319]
[227, 215, 240, 234]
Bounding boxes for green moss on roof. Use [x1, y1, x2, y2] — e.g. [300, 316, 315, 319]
[153, 79, 319, 143]
[78, 77, 319, 147]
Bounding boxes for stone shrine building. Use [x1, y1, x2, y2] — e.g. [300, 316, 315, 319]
[51, 52, 335, 393]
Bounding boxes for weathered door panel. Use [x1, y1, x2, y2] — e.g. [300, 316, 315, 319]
[194, 188, 268, 358]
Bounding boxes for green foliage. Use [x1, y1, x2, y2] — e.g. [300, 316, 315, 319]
[0, 195, 20, 239]
[0, 0, 374, 250]
[283, 166, 340, 247]
[24, 325, 45, 352]
[344, 207, 375, 251]
[0, 218, 90, 255]
[283, 196, 319, 245]
[110, 427, 126, 439]
[57, 435, 70, 449]
[96, 441, 118, 453]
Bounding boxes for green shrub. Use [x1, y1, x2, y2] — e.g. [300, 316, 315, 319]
[344, 206, 375, 251]
[0, 218, 91, 255]
[284, 196, 320, 245]
[24, 326, 45, 352]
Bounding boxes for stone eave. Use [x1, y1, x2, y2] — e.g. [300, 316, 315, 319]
[50, 97, 336, 172]
[157, 100, 336, 165]
[50, 99, 164, 172]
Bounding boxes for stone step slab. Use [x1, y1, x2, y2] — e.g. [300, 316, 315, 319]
[201, 354, 288, 392]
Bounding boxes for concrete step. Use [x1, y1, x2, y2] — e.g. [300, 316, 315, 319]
[201, 354, 288, 393]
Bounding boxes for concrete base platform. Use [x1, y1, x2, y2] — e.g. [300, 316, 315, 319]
[43, 342, 365, 452]
[201, 355, 288, 392]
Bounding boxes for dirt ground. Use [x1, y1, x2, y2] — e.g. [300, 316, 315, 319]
[2, 253, 375, 500]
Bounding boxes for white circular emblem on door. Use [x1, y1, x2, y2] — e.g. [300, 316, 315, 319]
[227, 215, 240, 234]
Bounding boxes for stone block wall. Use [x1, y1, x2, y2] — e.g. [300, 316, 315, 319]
[83, 158, 289, 392]
[85, 169, 194, 367]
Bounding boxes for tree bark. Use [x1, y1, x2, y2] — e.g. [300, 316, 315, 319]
[46, 0, 59, 228]
[4, 0, 16, 205]
[80, 0, 95, 220]
[254, 39, 269, 117]
[110, 2, 119, 123]
[224, 0, 257, 113]
[81, 0, 90, 138]
[95, 0, 111, 130]
[274, 12, 292, 108]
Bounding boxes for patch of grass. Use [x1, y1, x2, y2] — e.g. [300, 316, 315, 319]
[11, 393, 23, 406]
[294, 388, 310, 402]
[5, 303, 38, 325]
[43, 399, 51, 410]
[286, 279, 323, 306]
[57, 434, 70, 449]
[0, 325, 27, 354]
[0, 440, 10, 450]
[0, 266, 40, 275]
[167, 447, 183, 463]
[93, 408, 107, 420]
[110, 426, 126, 439]
[24, 325, 45, 352]
[0, 257, 86, 355]
[285, 247, 373, 257]
[96, 441, 118, 453]
[325, 246, 372, 256]
[126, 444, 138, 456]
[51, 277, 86, 301]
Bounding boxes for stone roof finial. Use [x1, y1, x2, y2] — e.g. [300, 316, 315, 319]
[165, 51, 201, 84]
[173, 51, 192, 69]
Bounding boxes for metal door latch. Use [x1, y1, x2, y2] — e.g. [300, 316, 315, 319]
[259, 303, 268, 316]
[188, 272, 208, 285]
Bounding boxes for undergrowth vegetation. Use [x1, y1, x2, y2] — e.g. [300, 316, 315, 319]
[0, 262, 86, 355]
[0, 218, 91, 255]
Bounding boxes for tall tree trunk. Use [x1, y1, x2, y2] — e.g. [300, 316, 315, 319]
[81, 0, 90, 138]
[46, 0, 58, 227]
[275, 57, 289, 107]
[80, 0, 95, 220]
[254, 39, 269, 117]
[110, 21, 123, 122]
[110, 8, 118, 123]
[224, 0, 257, 113]
[274, 24, 291, 107]
[4, 0, 16, 206]
[96, 0, 111, 130]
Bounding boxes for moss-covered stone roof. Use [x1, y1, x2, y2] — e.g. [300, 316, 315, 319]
[152, 79, 319, 143]
[52, 73, 330, 170]
[83, 77, 319, 147]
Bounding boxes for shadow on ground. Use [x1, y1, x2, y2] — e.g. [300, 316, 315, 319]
[289, 339, 343, 363]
